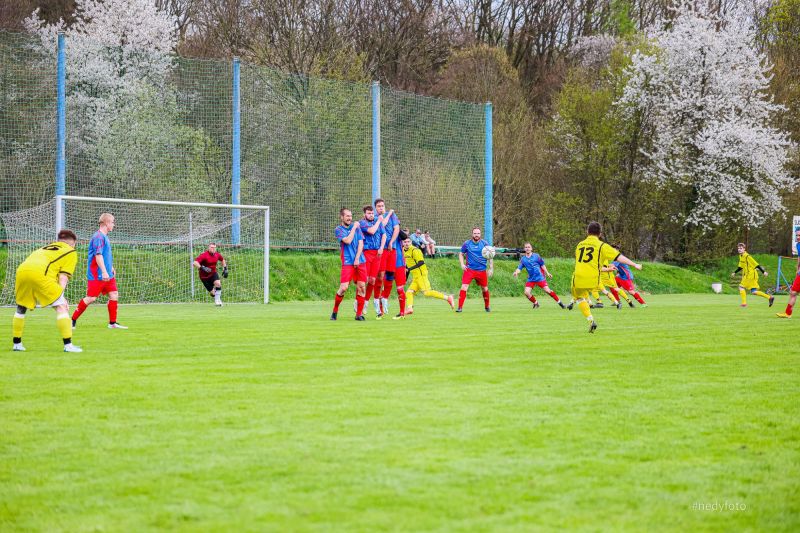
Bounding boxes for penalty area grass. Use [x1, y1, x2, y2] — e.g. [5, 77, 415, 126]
[1, 294, 798, 531]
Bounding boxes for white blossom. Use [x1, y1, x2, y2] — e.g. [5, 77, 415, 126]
[617, 2, 796, 229]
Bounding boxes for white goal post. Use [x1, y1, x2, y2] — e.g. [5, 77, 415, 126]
[0, 195, 270, 305]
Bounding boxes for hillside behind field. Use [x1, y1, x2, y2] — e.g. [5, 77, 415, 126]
[0, 248, 789, 303]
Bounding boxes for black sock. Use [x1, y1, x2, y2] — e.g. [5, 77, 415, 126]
[13, 337, 21, 344]
[63, 338, 71, 345]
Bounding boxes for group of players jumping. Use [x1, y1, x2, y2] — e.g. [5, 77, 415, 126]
[331, 199, 651, 332]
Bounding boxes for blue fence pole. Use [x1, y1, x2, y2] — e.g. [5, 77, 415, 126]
[56, 33, 66, 199]
[484, 102, 493, 245]
[231, 57, 241, 245]
[371, 81, 381, 203]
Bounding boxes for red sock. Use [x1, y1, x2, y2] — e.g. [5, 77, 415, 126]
[483, 290, 490, 309]
[72, 299, 88, 321]
[786, 303, 793, 316]
[547, 290, 560, 302]
[609, 287, 620, 300]
[633, 292, 646, 304]
[356, 294, 365, 316]
[382, 279, 393, 299]
[108, 300, 118, 323]
[397, 288, 406, 315]
[527, 294, 537, 303]
[333, 293, 344, 312]
[458, 289, 467, 308]
[365, 281, 374, 302]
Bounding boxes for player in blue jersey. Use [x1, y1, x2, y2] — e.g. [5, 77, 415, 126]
[72, 213, 127, 329]
[359, 205, 386, 316]
[331, 208, 367, 321]
[374, 198, 400, 318]
[457, 227, 492, 312]
[614, 260, 647, 306]
[512, 242, 566, 309]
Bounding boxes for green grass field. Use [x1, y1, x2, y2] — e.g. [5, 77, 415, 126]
[1, 295, 798, 531]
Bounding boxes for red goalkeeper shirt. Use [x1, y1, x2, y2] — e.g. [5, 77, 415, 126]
[195, 251, 224, 279]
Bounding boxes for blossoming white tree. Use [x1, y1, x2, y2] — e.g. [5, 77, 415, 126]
[25, 0, 177, 150]
[618, 3, 796, 229]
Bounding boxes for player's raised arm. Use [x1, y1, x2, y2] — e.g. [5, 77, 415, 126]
[616, 254, 642, 271]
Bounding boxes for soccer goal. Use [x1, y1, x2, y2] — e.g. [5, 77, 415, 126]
[0, 196, 270, 305]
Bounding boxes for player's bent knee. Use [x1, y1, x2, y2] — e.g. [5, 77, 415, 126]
[84, 296, 97, 304]
[15, 305, 27, 315]
[108, 292, 119, 300]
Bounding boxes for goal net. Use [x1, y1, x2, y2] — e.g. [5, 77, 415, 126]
[0, 196, 270, 306]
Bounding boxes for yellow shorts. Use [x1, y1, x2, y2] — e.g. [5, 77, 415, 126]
[571, 285, 593, 301]
[15, 269, 65, 310]
[408, 276, 432, 293]
[740, 274, 759, 291]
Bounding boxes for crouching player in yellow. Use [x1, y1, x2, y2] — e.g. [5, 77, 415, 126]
[732, 243, 774, 308]
[402, 237, 454, 314]
[12, 229, 82, 352]
[572, 222, 641, 333]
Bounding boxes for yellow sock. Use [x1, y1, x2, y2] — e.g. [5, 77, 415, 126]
[618, 289, 630, 302]
[578, 301, 593, 320]
[591, 290, 600, 299]
[739, 289, 747, 305]
[12, 312, 25, 339]
[56, 313, 72, 341]
[606, 292, 618, 305]
[406, 291, 415, 308]
[423, 290, 445, 300]
[754, 290, 770, 300]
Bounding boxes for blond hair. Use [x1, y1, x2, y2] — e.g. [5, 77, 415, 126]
[99, 213, 115, 226]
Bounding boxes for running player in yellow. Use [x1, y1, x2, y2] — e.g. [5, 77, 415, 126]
[732, 243, 774, 308]
[601, 260, 634, 308]
[572, 222, 641, 332]
[595, 262, 621, 309]
[12, 229, 82, 352]
[402, 238, 454, 314]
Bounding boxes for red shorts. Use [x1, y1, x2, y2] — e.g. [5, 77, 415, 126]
[462, 269, 488, 288]
[791, 273, 800, 293]
[340, 263, 367, 284]
[615, 277, 634, 291]
[394, 267, 407, 287]
[87, 278, 118, 297]
[363, 250, 382, 279]
[525, 280, 548, 289]
[380, 249, 397, 273]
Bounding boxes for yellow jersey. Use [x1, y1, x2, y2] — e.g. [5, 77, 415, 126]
[737, 252, 759, 278]
[403, 246, 428, 280]
[600, 260, 616, 285]
[572, 235, 619, 288]
[17, 241, 78, 283]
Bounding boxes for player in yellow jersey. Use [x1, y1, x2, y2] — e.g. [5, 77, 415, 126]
[12, 229, 82, 353]
[600, 260, 634, 308]
[402, 238, 454, 314]
[595, 262, 621, 310]
[732, 243, 774, 308]
[572, 222, 641, 332]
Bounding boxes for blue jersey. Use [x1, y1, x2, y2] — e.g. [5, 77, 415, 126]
[614, 261, 633, 281]
[796, 241, 800, 256]
[382, 212, 400, 249]
[87, 230, 114, 280]
[395, 238, 406, 268]
[335, 224, 366, 266]
[359, 217, 384, 251]
[461, 238, 489, 272]
[518, 253, 546, 282]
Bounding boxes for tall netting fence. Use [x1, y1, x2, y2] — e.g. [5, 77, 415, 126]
[381, 88, 485, 245]
[0, 30, 487, 302]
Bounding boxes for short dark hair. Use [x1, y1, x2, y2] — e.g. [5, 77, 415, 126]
[472, 226, 481, 232]
[363, 205, 373, 213]
[340, 207, 351, 217]
[374, 198, 385, 206]
[587, 222, 601, 235]
[58, 229, 77, 242]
